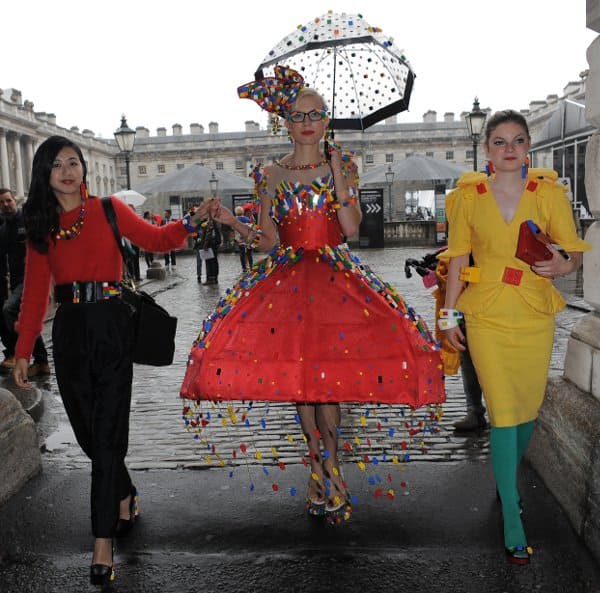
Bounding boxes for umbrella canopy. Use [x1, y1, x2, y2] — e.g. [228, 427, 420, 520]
[361, 155, 468, 185]
[113, 189, 147, 207]
[134, 164, 253, 195]
[255, 12, 415, 131]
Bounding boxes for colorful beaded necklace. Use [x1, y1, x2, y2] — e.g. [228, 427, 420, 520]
[55, 196, 86, 240]
[276, 158, 328, 170]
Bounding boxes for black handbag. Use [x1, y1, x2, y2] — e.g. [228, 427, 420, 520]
[101, 197, 177, 366]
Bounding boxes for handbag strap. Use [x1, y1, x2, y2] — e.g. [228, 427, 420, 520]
[101, 196, 131, 276]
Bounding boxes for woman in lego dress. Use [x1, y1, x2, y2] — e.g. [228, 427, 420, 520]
[181, 67, 445, 523]
[441, 110, 590, 563]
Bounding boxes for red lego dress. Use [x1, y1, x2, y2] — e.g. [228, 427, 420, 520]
[180, 164, 444, 408]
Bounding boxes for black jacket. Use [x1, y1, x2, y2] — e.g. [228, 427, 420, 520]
[0, 209, 26, 292]
[193, 221, 222, 252]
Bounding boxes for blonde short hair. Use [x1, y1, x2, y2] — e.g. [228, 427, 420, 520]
[293, 87, 328, 111]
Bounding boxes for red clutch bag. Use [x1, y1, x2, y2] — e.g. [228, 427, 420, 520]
[515, 220, 554, 265]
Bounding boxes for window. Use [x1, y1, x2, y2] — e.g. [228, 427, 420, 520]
[138, 165, 147, 175]
[158, 164, 166, 174]
[385, 153, 394, 163]
[216, 162, 224, 170]
[182, 197, 203, 211]
[365, 154, 374, 164]
[235, 160, 244, 170]
[466, 150, 474, 160]
[119, 167, 127, 176]
[425, 152, 434, 158]
[177, 163, 184, 170]
[445, 151, 454, 161]
[553, 147, 564, 176]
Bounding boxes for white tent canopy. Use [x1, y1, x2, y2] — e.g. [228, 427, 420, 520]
[134, 163, 253, 195]
[361, 155, 468, 186]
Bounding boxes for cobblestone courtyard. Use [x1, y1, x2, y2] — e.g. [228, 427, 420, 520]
[35, 247, 584, 478]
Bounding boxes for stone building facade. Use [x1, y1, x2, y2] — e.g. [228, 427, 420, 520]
[0, 75, 591, 217]
[0, 88, 117, 199]
[120, 79, 585, 209]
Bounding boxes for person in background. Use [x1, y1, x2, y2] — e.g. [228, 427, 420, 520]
[193, 228, 204, 283]
[0, 190, 12, 372]
[452, 336, 486, 431]
[0, 188, 50, 377]
[13, 135, 207, 586]
[436, 254, 487, 432]
[123, 204, 141, 281]
[442, 110, 590, 564]
[194, 218, 221, 285]
[141, 211, 155, 269]
[420, 250, 487, 432]
[234, 205, 254, 271]
[162, 209, 177, 271]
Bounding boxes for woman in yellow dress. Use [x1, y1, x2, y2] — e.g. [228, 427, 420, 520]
[442, 110, 590, 564]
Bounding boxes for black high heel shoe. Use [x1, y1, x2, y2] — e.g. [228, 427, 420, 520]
[90, 541, 115, 586]
[115, 485, 140, 537]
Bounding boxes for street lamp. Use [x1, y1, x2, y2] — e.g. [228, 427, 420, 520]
[385, 165, 395, 221]
[465, 97, 487, 172]
[114, 115, 136, 189]
[209, 172, 218, 197]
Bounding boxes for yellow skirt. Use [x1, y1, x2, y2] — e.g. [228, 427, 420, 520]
[464, 290, 555, 427]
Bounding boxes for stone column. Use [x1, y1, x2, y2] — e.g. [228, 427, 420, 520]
[11, 134, 24, 198]
[525, 0, 600, 565]
[0, 129, 10, 188]
[24, 136, 35, 192]
[565, 1, 600, 400]
[0, 388, 42, 505]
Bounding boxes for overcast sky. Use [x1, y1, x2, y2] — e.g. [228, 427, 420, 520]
[3, 0, 596, 139]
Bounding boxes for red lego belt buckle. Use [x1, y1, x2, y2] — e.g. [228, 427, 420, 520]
[502, 267, 523, 286]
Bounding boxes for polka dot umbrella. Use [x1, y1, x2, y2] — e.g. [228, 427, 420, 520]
[254, 11, 415, 132]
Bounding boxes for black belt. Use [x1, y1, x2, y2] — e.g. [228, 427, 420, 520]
[54, 281, 122, 304]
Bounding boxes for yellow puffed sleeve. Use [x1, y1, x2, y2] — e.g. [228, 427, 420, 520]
[443, 172, 487, 258]
[541, 179, 591, 253]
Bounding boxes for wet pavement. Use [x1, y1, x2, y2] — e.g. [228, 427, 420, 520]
[33, 248, 583, 469]
[1, 248, 599, 593]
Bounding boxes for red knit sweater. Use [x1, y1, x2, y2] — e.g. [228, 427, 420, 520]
[16, 196, 190, 360]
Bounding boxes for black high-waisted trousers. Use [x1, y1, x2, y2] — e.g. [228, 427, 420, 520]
[52, 299, 134, 538]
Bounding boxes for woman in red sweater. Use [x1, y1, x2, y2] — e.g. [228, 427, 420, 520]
[13, 135, 205, 586]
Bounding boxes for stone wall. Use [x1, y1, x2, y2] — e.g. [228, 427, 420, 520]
[384, 220, 437, 246]
[0, 388, 41, 505]
[527, 377, 600, 561]
[525, 0, 600, 566]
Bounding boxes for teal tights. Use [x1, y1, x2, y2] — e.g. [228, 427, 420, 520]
[490, 421, 535, 549]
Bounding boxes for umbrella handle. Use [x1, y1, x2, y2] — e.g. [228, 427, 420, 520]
[324, 124, 335, 162]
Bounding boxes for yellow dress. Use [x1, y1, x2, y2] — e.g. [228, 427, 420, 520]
[444, 169, 591, 427]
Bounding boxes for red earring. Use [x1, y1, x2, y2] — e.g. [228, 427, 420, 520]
[485, 160, 495, 178]
[80, 182, 89, 199]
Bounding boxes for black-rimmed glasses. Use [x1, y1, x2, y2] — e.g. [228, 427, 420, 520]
[287, 109, 328, 123]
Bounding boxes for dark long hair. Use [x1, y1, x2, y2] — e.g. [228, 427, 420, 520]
[24, 135, 88, 253]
